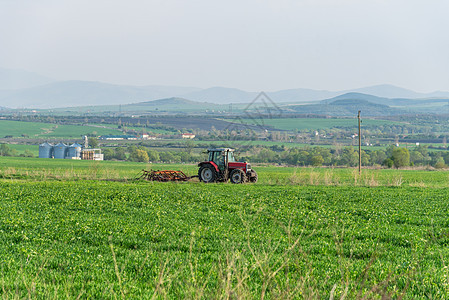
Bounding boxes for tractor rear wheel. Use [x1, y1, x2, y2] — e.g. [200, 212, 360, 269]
[198, 165, 217, 183]
[230, 169, 246, 184]
[249, 170, 258, 183]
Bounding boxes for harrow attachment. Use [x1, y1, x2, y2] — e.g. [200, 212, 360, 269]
[136, 169, 198, 182]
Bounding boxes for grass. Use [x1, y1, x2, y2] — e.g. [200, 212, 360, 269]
[1, 157, 449, 297]
[5, 144, 39, 156]
[42, 124, 121, 138]
[0, 120, 49, 137]
[225, 117, 404, 131]
[120, 125, 177, 135]
[2, 156, 449, 187]
[0, 120, 123, 139]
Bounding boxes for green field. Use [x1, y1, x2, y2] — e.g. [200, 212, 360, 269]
[0, 120, 122, 138]
[0, 120, 50, 137]
[89, 123, 176, 135]
[232, 117, 403, 131]
[0, 157, 449, 298]
[6, 144, 39, 156]
[120, 125, 177, 135]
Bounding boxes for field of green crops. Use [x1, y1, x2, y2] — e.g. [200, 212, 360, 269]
[0, 120, 122, 138]
[1, 157, 449, 298]
[231, 117, 403, 131]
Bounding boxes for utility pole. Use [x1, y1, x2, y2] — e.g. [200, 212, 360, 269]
[358, 110, 361, 175]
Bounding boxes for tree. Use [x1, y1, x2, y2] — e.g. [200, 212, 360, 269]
[434, 157, 446, 169]
[361, 150, 370, 166]
[340, 147, 358, 167]
[129, 149, 149, 163]
[89, 137, 99, 148]
[311, 155, 324, 166]
[23, 150, 34, 157]
[391, 147, 410, 168]
[383, 158, 394, 168]
[114, 148, 127, 160]
[0, 144, 13, 156]
[185, 140, 195, 155]
[159, 151, 175, 162]
[147, 150, 160, 162]
[415, 145, 429, 157]
[179, 152, 191, 163]
[370, 150, 387, 165]
[409, 151, 424, 165]
[103, 148, 114, 160]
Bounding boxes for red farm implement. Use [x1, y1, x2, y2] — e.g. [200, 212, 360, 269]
[136, 169, 198, 182]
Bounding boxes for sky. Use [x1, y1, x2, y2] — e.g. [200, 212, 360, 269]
[1, 0, 449, 92]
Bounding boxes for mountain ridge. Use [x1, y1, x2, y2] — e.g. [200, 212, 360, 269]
[0, 81, 201, 108]
[0, 67, 54, 90]
[1, 67, 449, 108]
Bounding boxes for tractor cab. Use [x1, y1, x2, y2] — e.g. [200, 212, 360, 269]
[208, 148, 235, 171]
[198, 148, 258, 184]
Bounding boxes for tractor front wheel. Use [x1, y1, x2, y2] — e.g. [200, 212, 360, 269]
[249, 170, 258, 183]
[230, 169, 246, 184]
[198, 165, 217, 183]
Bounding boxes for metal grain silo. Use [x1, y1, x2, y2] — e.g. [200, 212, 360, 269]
[53, 142, 67, 159]
[67, 143, 82, 159]
[39, 142, 53, 158]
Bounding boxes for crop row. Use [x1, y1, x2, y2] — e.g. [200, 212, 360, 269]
[0, 180, 448, 298]
[3, 157, 449, 188]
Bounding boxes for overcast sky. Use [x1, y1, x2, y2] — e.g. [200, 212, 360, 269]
[1, 0, 448, 92]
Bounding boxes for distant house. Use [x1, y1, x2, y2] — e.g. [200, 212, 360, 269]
[99, 135, 137, 140]
[182, 133, 195, 139]
[141, 134, 157, 140]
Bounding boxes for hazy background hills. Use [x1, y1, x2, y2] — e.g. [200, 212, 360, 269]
[0, 68, 54, 90]
[1, 68, 449, 111]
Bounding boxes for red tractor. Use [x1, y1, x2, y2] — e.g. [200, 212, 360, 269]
[198, 148, 258, 184]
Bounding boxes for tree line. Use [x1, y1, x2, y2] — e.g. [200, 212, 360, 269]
[1, 142, 447, 168]
[102, 144, 449, 169]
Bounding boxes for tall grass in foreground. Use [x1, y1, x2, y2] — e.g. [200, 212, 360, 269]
[1, 157, 449, 297]
[1, 179, 448, 298]
[0, 165, 440, 188]
[1, 219, 438, 299]
[1, 156, 449, 187]
[287, 169, 407, 187]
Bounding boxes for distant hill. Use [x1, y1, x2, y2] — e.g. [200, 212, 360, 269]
[0, 68, 54, 89]
[285, 98, 405, 116]
[124, 97, 222, 112]
[180, 85, 449, 105]
[1, 67, 449, 110]
[350, 84, 422, 98]
[49, 97, 227, 114]
[321, 93, 449, 112]
[268, 88, 338, 102]
[181, 87, 257, 104]
[130, 97, 203, 107]
[328, 99, 399, 115]
[321, 93, 391, 105]
[0, 81, 201, 108]
[351, 84, 449, 99]
[288, 91, 449, 116]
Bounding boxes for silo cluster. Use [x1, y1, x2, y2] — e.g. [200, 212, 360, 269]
[38, 142, 83, 159]
[67, 143, 82, 158]
[39, 142, 54, 158]
[53, 142, 67, 159]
